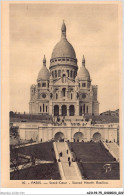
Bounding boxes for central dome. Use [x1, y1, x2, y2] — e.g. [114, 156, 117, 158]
[51, 21, 76, 60]
[51, 38, 76, 59]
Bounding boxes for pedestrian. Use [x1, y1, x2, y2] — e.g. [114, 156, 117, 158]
[68, 157, 70, 161]
[66, 149, 68, 154]
[69, 161, 71, 167]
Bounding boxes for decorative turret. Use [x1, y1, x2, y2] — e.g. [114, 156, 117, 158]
[43, 55, 46, 66]
[37, 55, 50, 81]
[77, 55, 90, 81]
[61, 20, 66, 38]
[82, 55, 85, 67]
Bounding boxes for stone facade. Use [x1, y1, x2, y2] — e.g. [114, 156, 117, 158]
[18, 122, 118, 143]
[29, 22, 99, 116]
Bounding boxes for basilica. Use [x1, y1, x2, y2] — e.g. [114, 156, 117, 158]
[29, 22, 99, 116]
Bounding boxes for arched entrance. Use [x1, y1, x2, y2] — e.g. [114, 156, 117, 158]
[93, 132, 102, 142]
[54, 105, 59, 116]
[54, 132, 65, 142]
[74, 132, 83, 142]
[69, 105, 75, 116]
[62, 105, 67, 116]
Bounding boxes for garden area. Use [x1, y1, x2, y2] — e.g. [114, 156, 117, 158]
[10, 142, 61, 180]
[10, 163, 61, 180]
[79, 162, 119, 180]
[17, 142, 56, 161]
[68, 142, 114, 162]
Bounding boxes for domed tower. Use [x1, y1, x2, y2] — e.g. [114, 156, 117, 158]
[77, 56, 99, 116]
[78, 55, 91, 88]
[48, 21, 80, 117]
[29, 56, 50, 114]
[50, 21, 78, 81]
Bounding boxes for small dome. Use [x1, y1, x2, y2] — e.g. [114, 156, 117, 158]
[51, 38, 76, 59]
[78, 66, 90, 81]
[37, 56, 50, 80]
[38, 66, 50, 80]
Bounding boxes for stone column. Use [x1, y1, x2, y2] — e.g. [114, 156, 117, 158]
[75, 101, 79, 116]
[49, 100, 53, 115]
[59, 90, 61, 99]
[67, 105, 70, 116]
[59, 106, 62, 116]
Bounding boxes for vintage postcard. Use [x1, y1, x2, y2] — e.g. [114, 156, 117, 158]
[1, 1, 123, 188]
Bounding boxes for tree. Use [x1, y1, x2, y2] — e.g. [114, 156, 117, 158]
[10, 126, 19, 138]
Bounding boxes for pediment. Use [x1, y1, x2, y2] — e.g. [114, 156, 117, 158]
[53, 77, 75, 86]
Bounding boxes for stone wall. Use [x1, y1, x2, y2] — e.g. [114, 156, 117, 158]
[18, 123, 118, 143]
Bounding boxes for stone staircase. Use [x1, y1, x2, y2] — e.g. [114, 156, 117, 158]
[53, 142, 82, 180]
[103, 142, 119, 161]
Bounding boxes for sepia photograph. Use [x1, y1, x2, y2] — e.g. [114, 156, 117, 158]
[1, 1, 122, 188]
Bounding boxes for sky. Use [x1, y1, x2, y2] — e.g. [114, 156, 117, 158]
[9, 3, 119, 114]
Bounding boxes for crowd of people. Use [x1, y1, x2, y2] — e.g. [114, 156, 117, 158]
[52, 147, 80, 167]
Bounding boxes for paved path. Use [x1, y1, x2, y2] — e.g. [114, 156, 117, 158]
[55, 142, 82, 180]
[14, 142, 39, 148]
[106, 143, 119, 161]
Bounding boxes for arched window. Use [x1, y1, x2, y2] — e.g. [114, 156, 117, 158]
[83, 104, 85, 113]
[55, 70, 57, 77]
[38, 83, 41, 87]
[71, 93, 73, 99]
[54, 105, 59, 116]
[56, 93, 58, 99]
[58, 70, 61, 77]
[70, 71, 72, 78]
[40, 106, 41, 112]
[80, 106, 82, 116]
[82, 83, 86, 87]
[67, 70, 69, 77]
[43, 104, 44, 112]
[46, 106, 47, 112]
[62, 88, 66, 97]
[69, 105, 75, 116]
[52, 71, 54, 78]
[42, 82, 46, 87]
[62, 74, 66, 83]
